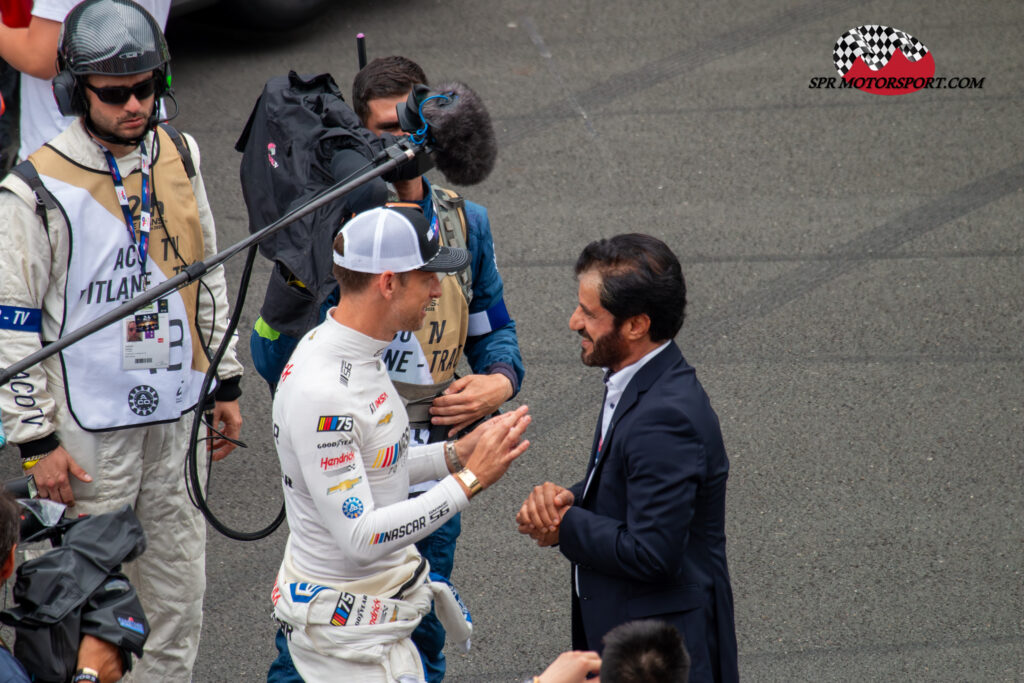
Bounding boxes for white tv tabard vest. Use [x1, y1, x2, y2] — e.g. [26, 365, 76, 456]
[27, 129, 210, 430]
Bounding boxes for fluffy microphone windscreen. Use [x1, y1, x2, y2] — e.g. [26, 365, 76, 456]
[421, 81, 497, 186]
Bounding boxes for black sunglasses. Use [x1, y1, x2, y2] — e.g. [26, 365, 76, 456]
[85, 78, 157, 105]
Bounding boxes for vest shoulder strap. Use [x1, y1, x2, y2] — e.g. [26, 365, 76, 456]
[7, 160, 58, 234]
[158, 123, 196, 179]
[430, 185, 468, 242]
[430, 184, 473, 303]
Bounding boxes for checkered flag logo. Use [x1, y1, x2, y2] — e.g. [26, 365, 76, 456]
[833, 25, 930, 77]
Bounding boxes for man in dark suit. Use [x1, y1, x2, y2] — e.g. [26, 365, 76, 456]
[517, 233, 739, 682]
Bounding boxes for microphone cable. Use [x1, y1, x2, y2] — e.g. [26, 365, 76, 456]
[148, 141, 282, 540]
[182, 152, 379, 541]
[183, 243, 287, 541]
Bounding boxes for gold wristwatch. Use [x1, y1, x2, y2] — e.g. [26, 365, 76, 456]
[455, 468, 482, 497]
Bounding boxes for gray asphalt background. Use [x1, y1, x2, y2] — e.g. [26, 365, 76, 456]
[6, 0, 1022, 680]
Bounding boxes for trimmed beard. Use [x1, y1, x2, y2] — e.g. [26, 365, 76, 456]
[579, 322, 629, 369]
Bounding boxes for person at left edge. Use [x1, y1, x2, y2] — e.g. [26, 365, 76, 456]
[0, 1, 243, 679]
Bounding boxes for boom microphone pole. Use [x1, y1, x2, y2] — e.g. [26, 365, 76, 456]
[0, 139, 422, 388]
[0, 73, 496, 387]
[183, 77, 497, 540]
[0, 76, 497, 540]
[0, 140, 419, 542]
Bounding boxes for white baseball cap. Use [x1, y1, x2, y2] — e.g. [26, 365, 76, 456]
[333, 204, 470, 274]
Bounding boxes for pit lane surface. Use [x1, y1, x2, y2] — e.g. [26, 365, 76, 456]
[7, 0, 1022, 680]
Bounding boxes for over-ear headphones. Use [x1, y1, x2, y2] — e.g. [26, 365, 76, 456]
[52, 0, 174, 142]
[52, 52, 83, 117]
[154, 66, 171, 100]
[52, 63, 172, 120]
[52, 71, 80, 117]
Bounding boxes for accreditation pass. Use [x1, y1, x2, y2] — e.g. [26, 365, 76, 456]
[122, 299, 170, 370]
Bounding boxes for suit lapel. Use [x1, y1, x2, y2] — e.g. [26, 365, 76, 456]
[586, 390, 605, 473]
[582, 342, 682, 501]
[582, 380, 637, 500]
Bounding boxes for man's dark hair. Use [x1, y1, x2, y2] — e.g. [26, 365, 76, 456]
[331, 232, 410, 293]
[351, 56, 428, 123]
[0, 489, 20, 561]
[574, 233, 686, 341]
[600, 619, 691, 683]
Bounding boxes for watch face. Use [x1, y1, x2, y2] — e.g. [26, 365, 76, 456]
[457, 469, 481, 494]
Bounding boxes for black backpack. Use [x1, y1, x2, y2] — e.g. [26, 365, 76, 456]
[235, 71, 384, 337]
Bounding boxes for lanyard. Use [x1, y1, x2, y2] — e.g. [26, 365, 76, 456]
[102, 140, 152, 281]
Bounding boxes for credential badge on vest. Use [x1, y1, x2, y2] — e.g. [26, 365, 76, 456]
[128, 385, 160, 416]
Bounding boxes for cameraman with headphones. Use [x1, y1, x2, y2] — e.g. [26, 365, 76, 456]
[0, 0, 244, 678]
[0, 490, 124, 682]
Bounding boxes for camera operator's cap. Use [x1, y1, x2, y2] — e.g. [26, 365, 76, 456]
[333, 204, 470, 274]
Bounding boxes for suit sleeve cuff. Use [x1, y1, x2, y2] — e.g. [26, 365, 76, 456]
[214, 375, 242, 402]
[19, 433, 60, 460]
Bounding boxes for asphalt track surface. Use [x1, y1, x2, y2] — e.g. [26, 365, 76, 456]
[3, 0, 1021, 680]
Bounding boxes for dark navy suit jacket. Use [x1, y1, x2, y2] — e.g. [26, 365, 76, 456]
[559, 342, 739, 682]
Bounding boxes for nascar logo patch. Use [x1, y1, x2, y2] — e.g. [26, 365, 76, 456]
[317, 415, 353, 432]
[373, 441, 401, 468]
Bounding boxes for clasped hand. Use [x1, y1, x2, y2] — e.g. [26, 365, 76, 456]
[516, 481, 574, 546]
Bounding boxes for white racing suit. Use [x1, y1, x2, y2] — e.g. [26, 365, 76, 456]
[271, 314, 472, 682]
[0, 120, 242, 680]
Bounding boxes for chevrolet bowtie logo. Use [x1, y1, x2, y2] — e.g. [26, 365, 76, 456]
[328, 477, 361, 494]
